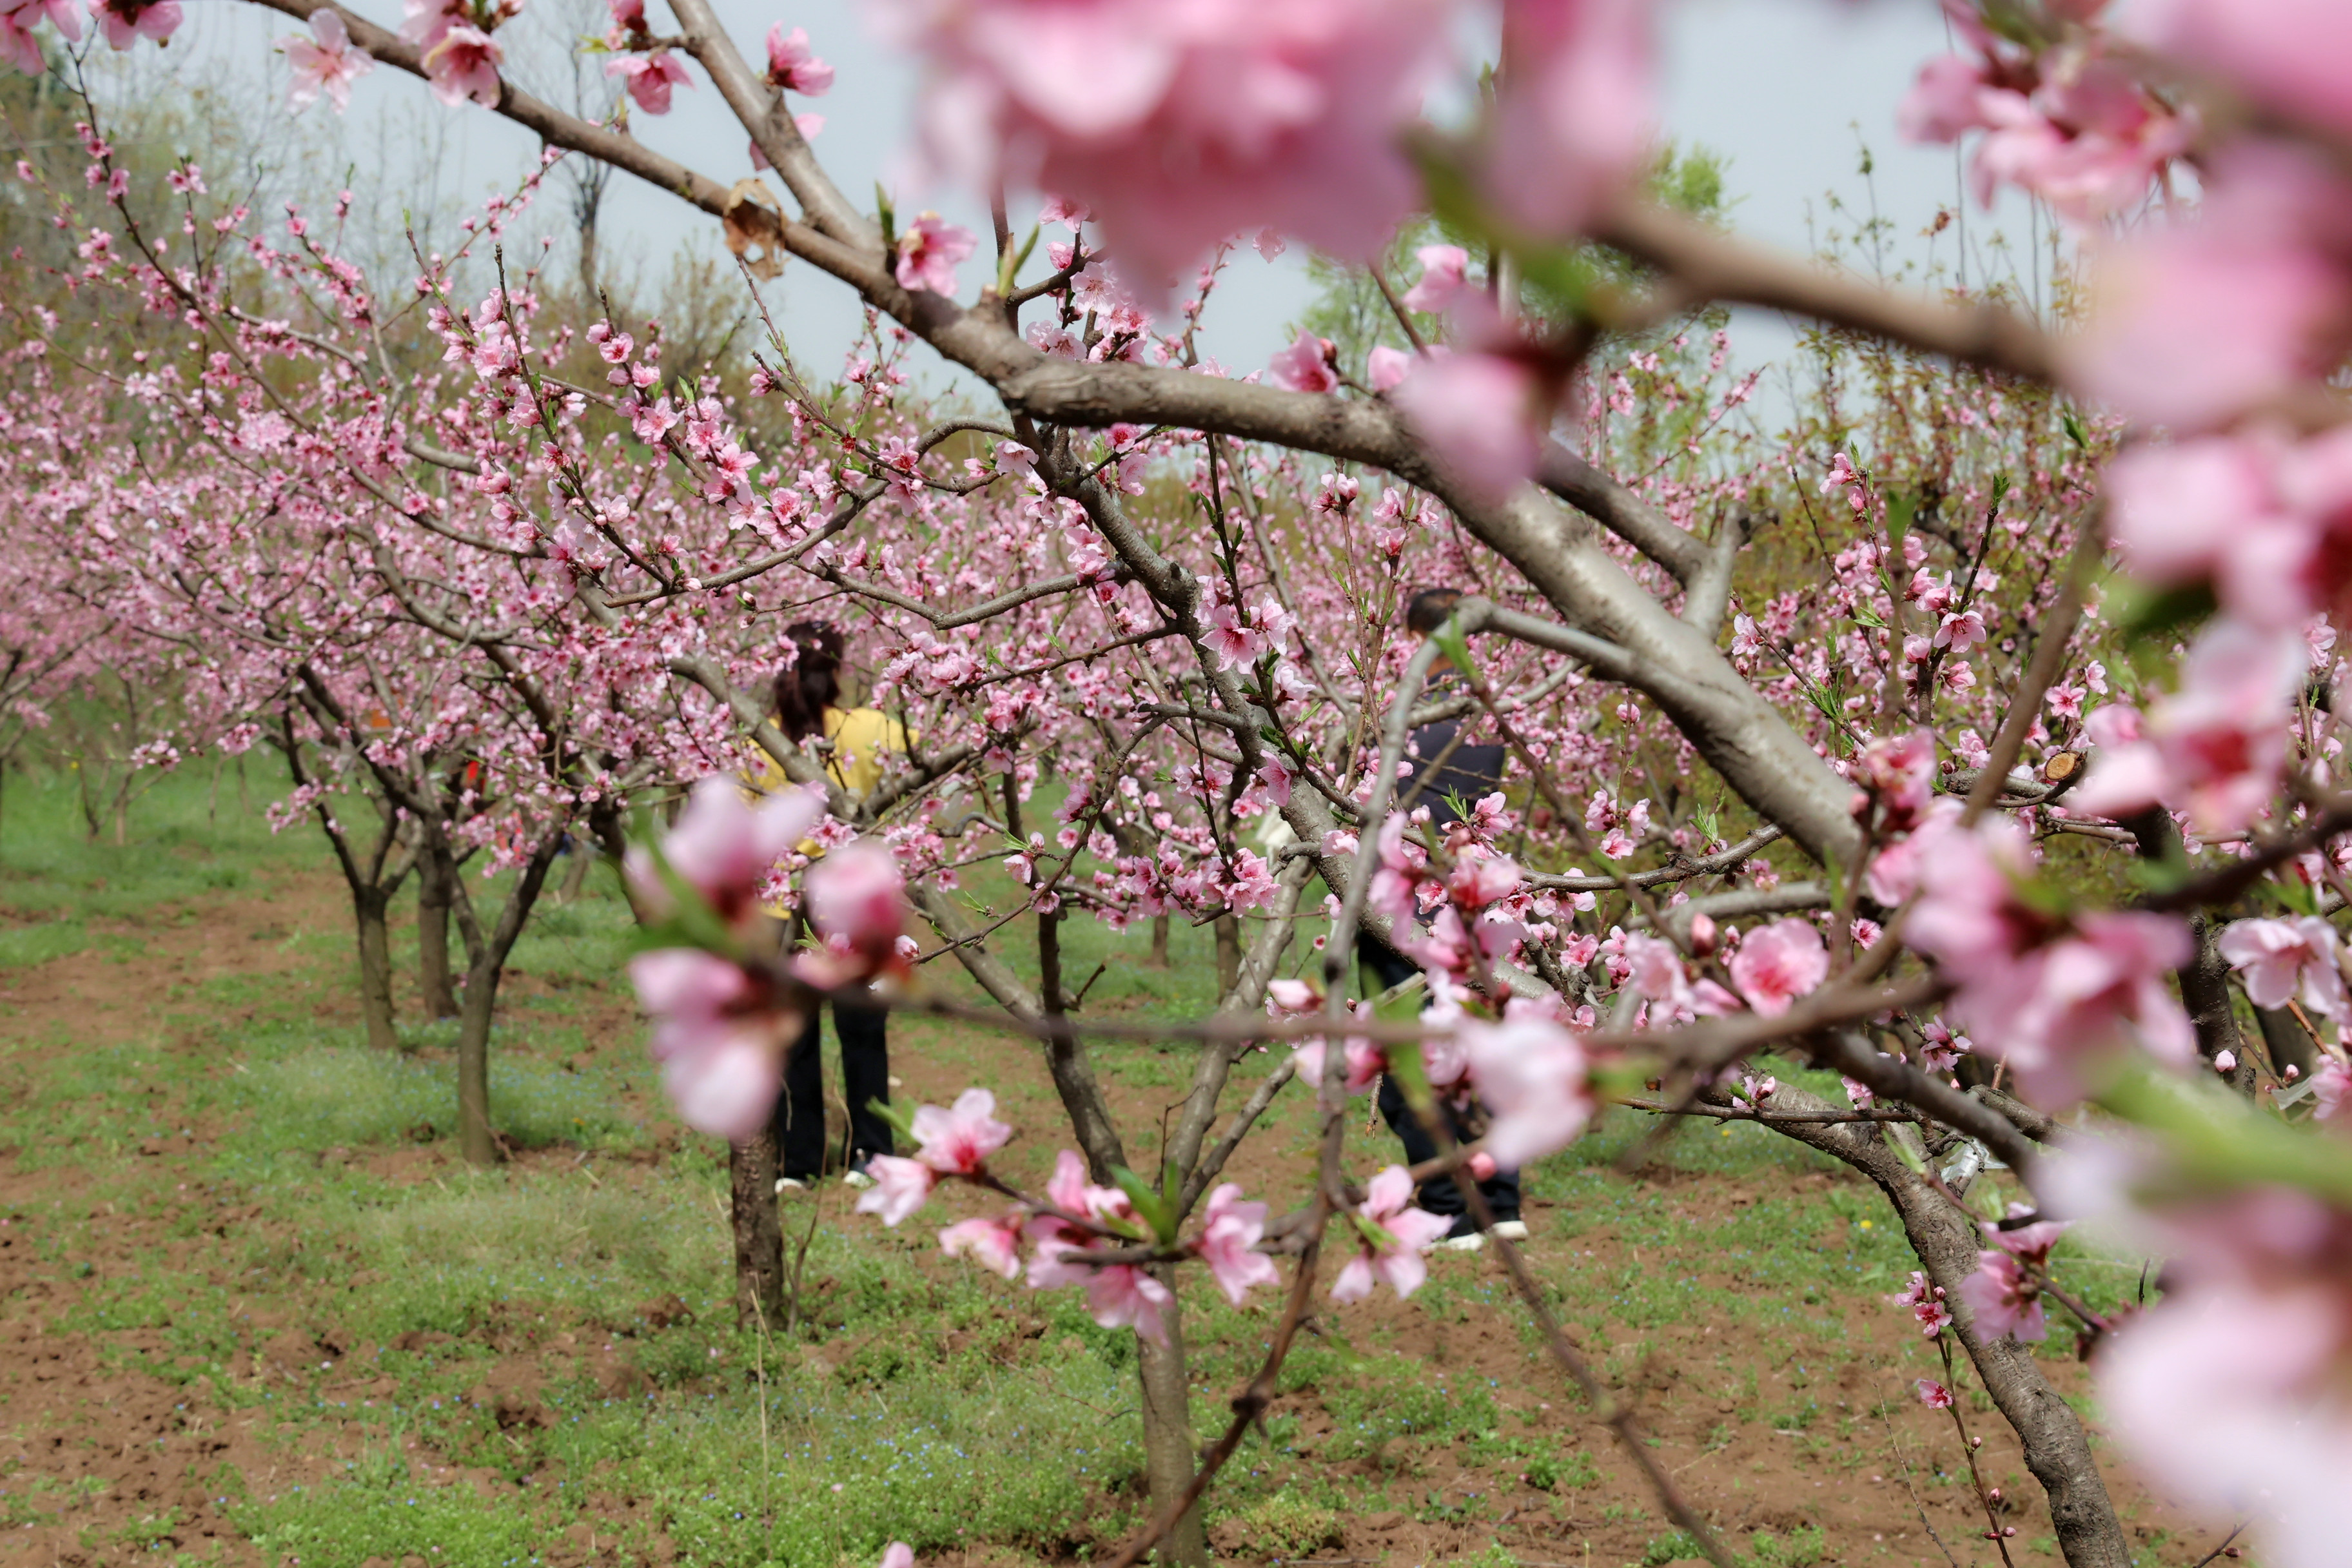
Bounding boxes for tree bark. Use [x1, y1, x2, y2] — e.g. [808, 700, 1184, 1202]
[1212, 913, 1240, 1001]
[1747, 1079, 2130, 1568]
[729, 1130, 787, 1330]
[556, 839, 595, 903]
[416, 852, 460, 1019]
[451, 836, 562, 1166]
[2120, 808, 2250, 1089]
[455, 957, 499, 1165]
[2255, 1003, 2316, 1080]
[355, 886, 400, 1054]
[1135, 1264, 1208, 1568]
[1148, 912, 1170, 968]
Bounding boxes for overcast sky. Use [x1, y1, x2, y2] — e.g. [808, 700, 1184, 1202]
[141, 0, 2052, 391]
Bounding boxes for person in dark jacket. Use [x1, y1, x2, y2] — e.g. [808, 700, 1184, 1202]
[1363, 587, 1525, 1250]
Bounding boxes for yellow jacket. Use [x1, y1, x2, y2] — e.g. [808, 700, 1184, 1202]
[757, 706, 910, 801]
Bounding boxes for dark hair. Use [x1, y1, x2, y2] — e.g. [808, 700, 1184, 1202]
[1404, 587, 1464, 636]
[774, 620, 845, 741]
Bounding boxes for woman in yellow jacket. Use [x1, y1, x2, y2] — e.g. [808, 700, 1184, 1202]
[767, 620, 909, 1191]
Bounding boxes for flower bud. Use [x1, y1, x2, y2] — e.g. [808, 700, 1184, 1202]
[1689, 911, 1718, 957]
[2286, 1064, 2302, 1081]
[1468, 1152, 1498, 1182]
[2214, 1050, 2237, 1073]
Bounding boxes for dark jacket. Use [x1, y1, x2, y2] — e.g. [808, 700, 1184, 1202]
[1400, 714, 1505, 828]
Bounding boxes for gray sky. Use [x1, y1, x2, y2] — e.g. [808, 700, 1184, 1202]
[144, 0, 2052, 387]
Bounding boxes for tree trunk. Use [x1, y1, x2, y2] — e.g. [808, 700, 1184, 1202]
[729, 1131, 787, 1330]
[1213, 913, 1240, 999]
[416, 855, 460, 1019]
[1148, 912, 1170, 968]
[355, 887, 400, 1054]
[556, 839, 594, 903]
[578, 215, 599, 302]
[2121, 808, 2250, 1090]
[455, 956, 500, 1165]
[1749, 1081, 2130, 1568]
[2255, 1003, 2316, 1080]
[449, 838, 562, 1167]
[1135, 1267, 1208, 1567]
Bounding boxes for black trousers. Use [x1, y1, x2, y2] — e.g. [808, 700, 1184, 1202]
[1361, 938, 1522, 1220]
[774, 997, 894, 1180]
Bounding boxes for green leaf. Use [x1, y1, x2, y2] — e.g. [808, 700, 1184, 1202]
[865, 1097, 916, 1142]
[2110, 577, 2218, 647]
[1110, 1165, 1177, 1244]
[2099, 1061, 2352, 1210]
[1884, 489, 1918, 551]
[1384, 1034, 1436, 1121]
[1429, 614, 1478, 691]
[1346, 1210, 1403, 1254]
[2060, 409, 2090, 453]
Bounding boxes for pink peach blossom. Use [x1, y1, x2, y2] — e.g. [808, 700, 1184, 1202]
[2068, 143, 2352, 430]
[606, 50, 692, 115]
[1852, 729, 1936, 831]
[1331, 1164, 1451, 1303]
[855, 1154, 938, 1225]
[422, 21, 502, 108]
[765, 24, 832, 94]
[1084, 1264, 1173, 1343]
[0, 8, 39, 72]
[93, 0, 175, 49]
[1461, 1016, 1592, 1166]
[877, 0, 1453, 294]
[1399, 243, 1469, 314]
[910, 1088, 1014, 1175]
[282, 8, 375, 112]
[1957, 1249, 2046, 1341]
[1728, 919, 1827, 1017]
[896, 211, 974, 296]
[1389, 351, 1544, 503]
[1268, 330, 1337, 395]
[1477, 0, 1653, 237]
[939, 1214, 1024, 1279]
[1195, 1182, 1279, 1305]
[632, 775, 825, 930]
[2070, 620, 2303, 836]
[801, 839, 909, 979]
[628, 948, 798, 1141]
[2124, 0, 2352, 141]
[2218, 916, 2348, 1019]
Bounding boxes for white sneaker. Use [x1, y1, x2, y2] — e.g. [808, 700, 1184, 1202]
[1436, 1231, 1487, 1253]
[1492, 1219, 1529, 1242]
[842, 1168, 877, 1190]
[775, 1177, 808, 1195]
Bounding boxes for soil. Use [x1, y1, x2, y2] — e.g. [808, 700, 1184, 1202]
[0, 867, 2226, 1567]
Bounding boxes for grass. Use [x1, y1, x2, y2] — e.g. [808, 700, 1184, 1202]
[0, 767, 2184, 1568]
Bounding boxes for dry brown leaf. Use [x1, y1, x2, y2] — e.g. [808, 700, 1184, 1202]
[722, 179, 788, 281]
